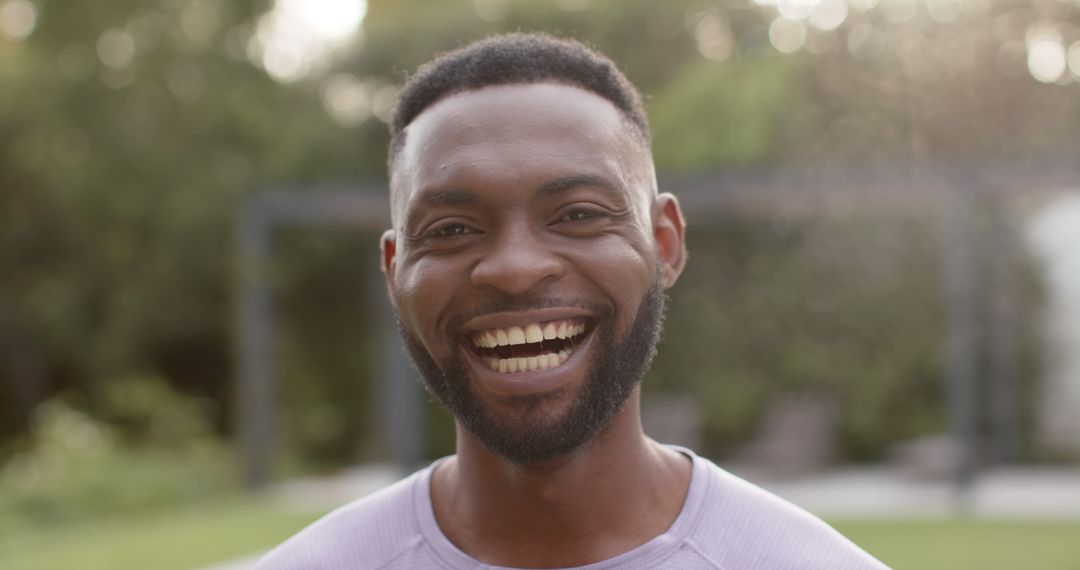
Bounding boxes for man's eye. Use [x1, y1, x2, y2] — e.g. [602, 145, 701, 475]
[427, 223, 473, 238]
[560, 209, 602, 223]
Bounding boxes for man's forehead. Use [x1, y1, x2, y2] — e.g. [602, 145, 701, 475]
[390, 82, 652, 220]
[412, 83, 624, 150]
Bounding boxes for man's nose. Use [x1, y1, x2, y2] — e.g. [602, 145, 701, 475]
[470, 226, 564, 296]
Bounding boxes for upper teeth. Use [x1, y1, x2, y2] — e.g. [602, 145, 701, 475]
[472, 319, 586, 348]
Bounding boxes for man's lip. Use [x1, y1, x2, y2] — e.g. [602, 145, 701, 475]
[457, 308, 596, 334]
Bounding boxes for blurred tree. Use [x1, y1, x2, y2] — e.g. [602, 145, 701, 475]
[1, 0, 1074, 468]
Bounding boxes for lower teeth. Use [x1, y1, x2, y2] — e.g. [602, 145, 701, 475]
[487, 349, 571, 373]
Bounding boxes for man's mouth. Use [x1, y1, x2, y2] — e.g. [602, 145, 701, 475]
[468, 318, 590, 374]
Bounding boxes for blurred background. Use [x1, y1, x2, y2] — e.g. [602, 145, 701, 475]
[2, 0, 1080, 568]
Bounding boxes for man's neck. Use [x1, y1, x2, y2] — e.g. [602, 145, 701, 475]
[429, 402, 692, 568]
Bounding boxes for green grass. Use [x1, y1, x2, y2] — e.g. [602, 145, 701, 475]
[0, 500, 325, 570]
[832, 519, 1080, 570]
[3, 507, 1079, 570]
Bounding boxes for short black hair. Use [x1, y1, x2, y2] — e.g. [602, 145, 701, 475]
[388, 33, 649, 174]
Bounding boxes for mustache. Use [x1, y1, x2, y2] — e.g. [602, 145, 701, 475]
[445, 295, 612, 334]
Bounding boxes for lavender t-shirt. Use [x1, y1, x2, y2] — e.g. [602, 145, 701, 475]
[257, 448, 889, 569]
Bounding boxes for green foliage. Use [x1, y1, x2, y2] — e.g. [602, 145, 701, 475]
[0, 379, 233, 532]
[649, 215, 951, 459]
[97, 375, 220, 448]
[651, 57, 800, 171]
[272, 230, 384, 466]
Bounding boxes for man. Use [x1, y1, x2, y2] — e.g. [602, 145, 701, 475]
[258, 33, 888, 569]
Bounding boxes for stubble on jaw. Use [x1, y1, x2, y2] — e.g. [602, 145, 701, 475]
[396, 271, 667, 465]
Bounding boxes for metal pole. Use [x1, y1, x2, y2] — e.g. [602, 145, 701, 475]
[987, 193, 1021, 463]
[236, 205, 275, 489]
[940, 181, 979, 506]
[370, 257, 425, 473]
[0, 289, 46, 420]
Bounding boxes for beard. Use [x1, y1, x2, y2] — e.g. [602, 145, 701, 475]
[397, 273, 668, 465]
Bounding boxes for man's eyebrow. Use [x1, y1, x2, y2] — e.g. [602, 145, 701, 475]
[402, 188, 477, 232]
[537, 174, 622, 197]
[418, 188, 478, 206]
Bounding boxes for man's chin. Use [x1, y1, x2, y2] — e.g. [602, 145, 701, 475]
[451, 345, 604, 464]
[460, 404, 592, 465]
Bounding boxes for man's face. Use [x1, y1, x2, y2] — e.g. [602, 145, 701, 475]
[382, 83, 685, 463]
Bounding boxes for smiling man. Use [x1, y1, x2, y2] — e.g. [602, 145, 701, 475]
[258, 33, 888, 569]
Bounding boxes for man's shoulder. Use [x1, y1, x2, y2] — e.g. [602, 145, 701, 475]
[254, 468, 429, 570]
[687, 456, 889, 569]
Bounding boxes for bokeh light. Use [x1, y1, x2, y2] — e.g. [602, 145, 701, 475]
[96, 28, 136, 71]
[320, 73, 371, 127]
[0, 0, 38, 42]
[370, 84, 399, 124]
[180, 1, 219, 43]
[690, 8, 734, 62]
[770, 17, 808, 53]
[777, 0, 816, 22]
[471, 0, 508, 22]
[808, 0, 848, 31]
[248, 0, 367, 83]
[1026, 26, 1067, 84]
[1068, 41, 1080, 79]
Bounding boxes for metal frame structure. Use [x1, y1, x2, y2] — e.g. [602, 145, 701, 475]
[235, 157, 1079, 494]
[234, 189, 422, 489]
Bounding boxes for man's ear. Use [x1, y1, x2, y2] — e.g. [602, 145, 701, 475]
[652, 193, 687, 288]
[380, 228, 397, 284]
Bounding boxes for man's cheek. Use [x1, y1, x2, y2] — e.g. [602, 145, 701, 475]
[400, 302, 454, 361]
[391, 292, 431, 351]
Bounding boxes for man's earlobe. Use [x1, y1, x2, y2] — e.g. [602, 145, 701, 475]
[380, 229, 397, 279]
[653, 193, 687, 288]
